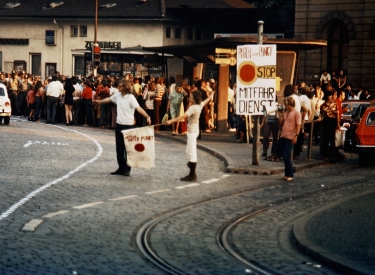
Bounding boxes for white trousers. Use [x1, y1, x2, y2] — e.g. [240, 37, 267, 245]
[186, 132, 199, 162]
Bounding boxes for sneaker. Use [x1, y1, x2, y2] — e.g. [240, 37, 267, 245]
[229, 128, 236, 132]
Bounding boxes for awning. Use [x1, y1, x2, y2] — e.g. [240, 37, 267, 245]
[143, 37, 327, 62]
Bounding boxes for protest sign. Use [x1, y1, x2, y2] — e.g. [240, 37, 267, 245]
[236, 44, 277, 115]
[122, 126, 155, 169]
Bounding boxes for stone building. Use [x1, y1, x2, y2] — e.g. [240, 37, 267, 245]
[295, 0, 375, 89]
[0, 0, 260, 79]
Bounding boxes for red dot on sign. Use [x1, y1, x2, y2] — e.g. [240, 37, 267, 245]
[240, 64, 256, 83]
[135, 143, 145, 152]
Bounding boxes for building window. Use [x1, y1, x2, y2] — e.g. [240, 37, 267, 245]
[166, 27, 171, 38]
[0, 52, 2, 71]
[196, 30, 202, 40]
[80, 25, 87, 37]
[175, 28, 181, 39]
[45, 63, 56, 78]
[31, 54, 41, 76]
[45, 30, 56, 45]
[326, 19, 349, 73]
[71, 25, 78, 37]
[74, 56, 85, 76]
[14, 60, 26, 72]
[187, 29, 193, 40]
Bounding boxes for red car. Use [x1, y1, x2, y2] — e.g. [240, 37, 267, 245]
[356, 106, 375, 166]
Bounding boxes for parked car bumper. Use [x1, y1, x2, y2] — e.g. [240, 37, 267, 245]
[0, 111, 11, 116]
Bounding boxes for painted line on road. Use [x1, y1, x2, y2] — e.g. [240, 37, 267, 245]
[175, 183, 200, 189]
[221, 174, 231, 179]
[43, 210, 70, 218]
[108, 195, 139, 201]
[146, 189, 172, 195]
[72, 201, 104, 209]
[201, 178, 220, 184]
[0, 126, 103, 222]
[22, 219, 44, 232]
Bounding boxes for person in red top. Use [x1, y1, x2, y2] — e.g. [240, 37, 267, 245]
[336, 89, 349, 123]
[97, 80, 111, 128]
[26, 84, 35, 121]
[81, 81, 94, 126]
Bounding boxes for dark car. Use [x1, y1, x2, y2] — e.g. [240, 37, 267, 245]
[341, 100, 372, 152]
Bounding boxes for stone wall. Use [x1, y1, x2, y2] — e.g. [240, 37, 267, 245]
[295, 0, 375, 90]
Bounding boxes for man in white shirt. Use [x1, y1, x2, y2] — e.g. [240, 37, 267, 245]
[319, 70, 331, 92]
[94, 79, 151, 177]
[46, 75, 63, 124]
[72, 77, 83, 125]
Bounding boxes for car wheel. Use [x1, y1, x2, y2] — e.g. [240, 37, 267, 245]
[4, 116, 10, 125]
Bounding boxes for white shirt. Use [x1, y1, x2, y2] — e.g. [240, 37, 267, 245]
[320, 73, 331, 84]
[110, 86, 119, 96]
[111, 93, 139, 125]
[73, 83, 83, 100]
[299, 94, 311, 120]
[47, 81, 63, 97]
[228, 87, 234, 102]
[185, 103, 204, 133]
[348, 95, 359, 100]
[290, 94, 301, 112]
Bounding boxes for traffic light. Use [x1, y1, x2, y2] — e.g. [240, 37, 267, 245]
[92, 45, 101, 66]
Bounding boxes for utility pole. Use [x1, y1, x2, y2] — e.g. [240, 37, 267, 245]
[93, 0, 99, 76]
[252, 21, 264, 165]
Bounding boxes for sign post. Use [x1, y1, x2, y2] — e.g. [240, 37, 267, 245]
[236, 21, 277, 165]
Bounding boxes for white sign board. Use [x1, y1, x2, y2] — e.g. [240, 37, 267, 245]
[236, 44, 277, 115]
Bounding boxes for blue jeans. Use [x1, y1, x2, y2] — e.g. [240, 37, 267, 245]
[83, 99, 93, 126]
[279, 137, 294, 177]
[100, 103, 110, 127]
[34, 97, 43, 121]
[115, 124, 134, 173]
[46, 96, 59, 123]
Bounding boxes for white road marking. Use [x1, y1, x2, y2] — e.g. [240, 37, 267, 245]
[201, 178, 220, 184]
[146, 189, 172, 194]
[24, 141, 32, 147]
[72, 201, 104, 209]
[24, 141, 69, 147]
[108, 195, 139, 201]
[175, 183, 200, 189]
[22, 219, 44, 232]
[220, 174, 231, 178]
[0, 126, 103, 222]
[43, 210, 70, 218]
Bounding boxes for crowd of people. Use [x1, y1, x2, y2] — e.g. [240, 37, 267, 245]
[0, 71, 217, 135]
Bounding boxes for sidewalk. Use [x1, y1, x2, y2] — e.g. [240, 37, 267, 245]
[156, 130, 329, 176]
[156, 129, 373, 275]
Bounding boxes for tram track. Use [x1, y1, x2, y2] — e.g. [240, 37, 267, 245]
[135, 168, 375, 275]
